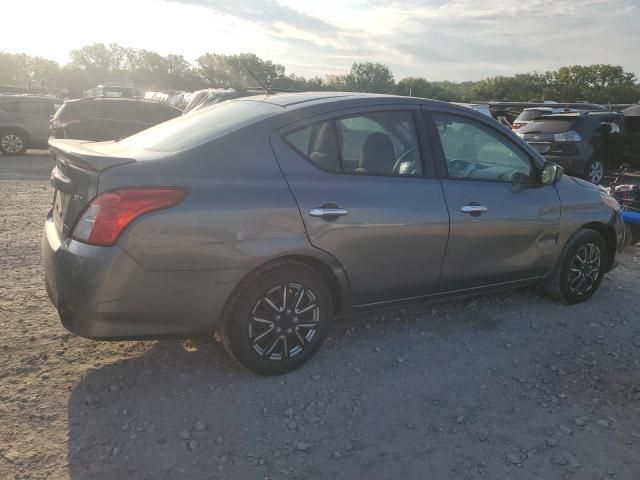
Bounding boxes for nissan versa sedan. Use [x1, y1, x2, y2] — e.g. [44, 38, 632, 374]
[42, 93, 626, 375]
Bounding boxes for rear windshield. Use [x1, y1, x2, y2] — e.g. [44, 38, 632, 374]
[120, 100, 281, 152]
[519, 118, 576, 134]
[515, 109, 551, 122]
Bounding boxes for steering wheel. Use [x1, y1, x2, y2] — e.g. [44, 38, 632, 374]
[392, 149, 415, 174]
[447, 159, 475, 178]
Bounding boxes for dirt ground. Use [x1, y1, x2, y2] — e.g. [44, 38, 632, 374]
[1, 153, 639, 480]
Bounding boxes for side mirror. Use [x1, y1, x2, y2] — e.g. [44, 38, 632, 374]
[541, 161, 564, 184]
[599, 122, 612, 134]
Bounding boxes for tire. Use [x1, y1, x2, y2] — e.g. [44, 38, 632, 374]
[222, 261, 332, 375]
[0, 129, 28, 156]
[584, 159, 606, 185]
[543, 228, 607, 304]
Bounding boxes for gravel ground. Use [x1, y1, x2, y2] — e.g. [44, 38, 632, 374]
[1, 153, 640, 480]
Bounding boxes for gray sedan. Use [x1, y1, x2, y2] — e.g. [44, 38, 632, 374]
[42, 93, 626, 375]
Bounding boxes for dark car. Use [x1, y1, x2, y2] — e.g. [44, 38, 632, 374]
[43, 93, 626, 375]
[517, 111, 626, 184]
[0, 95, 61, 155]
[50, 97, 182, 142]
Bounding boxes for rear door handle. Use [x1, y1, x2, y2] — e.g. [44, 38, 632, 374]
[309, 207, 348, 218]
[460, 205, 488, 214]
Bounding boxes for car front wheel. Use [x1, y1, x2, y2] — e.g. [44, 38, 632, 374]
[543, 228, 607, 304]
[223, 261, 332, 375]
[585, 159, 606, 184]
[0, 130, 28, 156]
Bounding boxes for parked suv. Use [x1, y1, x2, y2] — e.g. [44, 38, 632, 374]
[43, 93, 626, 375]
[517, 111, 626, 184]
[50, 97, 182, 141]
[0, 95, 61, 155]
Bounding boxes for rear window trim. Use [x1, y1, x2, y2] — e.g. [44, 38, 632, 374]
[281, 108, 428, 179]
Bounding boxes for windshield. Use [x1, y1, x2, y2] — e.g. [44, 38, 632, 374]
[120, 100, 281, 152]
[520, 118, 576, 134]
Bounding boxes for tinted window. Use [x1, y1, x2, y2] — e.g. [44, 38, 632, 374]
[98, 101, 142, 122]
[0, 101, 20, 113]
[120, 100, 280, 152]
[136, 103, 181, 123]
[434, 112, 535, 183]
[284, 111, 423, 176]
[78, 101, 104, 117]
[520, 118, 576, 134]
[20, 101, 56, 115]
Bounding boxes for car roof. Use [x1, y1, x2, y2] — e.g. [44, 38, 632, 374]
[233, 91, 457, 111]
[67, 97, 178, 107]
[539, 111, 617, 119]
[523, 107, 557, 112]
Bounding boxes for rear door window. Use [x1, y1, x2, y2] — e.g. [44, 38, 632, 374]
[284, 110, 424, 176]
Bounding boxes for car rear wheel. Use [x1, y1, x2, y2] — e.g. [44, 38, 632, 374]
[585, 159, 606, 184]
[543, 228, 607, 304]
[0, 130, 28, 156]
[223, 261, 332, 375]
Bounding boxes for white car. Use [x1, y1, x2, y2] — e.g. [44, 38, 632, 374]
[511, 107, 574, 130]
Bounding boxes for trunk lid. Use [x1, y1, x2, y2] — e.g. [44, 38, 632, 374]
[49, 139, 136, 238]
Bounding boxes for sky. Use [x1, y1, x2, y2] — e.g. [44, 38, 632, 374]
[2, 0, 639, 81]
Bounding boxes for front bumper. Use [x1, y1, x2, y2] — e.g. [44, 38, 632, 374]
[610, 209, 627, 270]
[42, 213, 247, 340]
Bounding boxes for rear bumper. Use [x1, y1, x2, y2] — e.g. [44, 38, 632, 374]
[42, 213, 247, 339]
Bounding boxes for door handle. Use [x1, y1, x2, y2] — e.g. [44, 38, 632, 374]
[460, 205, 488, 214]
[309, 207, 348, 218]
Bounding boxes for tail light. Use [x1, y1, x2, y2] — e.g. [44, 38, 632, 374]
[511, 122, 524, 130]
[71, 187, 189, 246]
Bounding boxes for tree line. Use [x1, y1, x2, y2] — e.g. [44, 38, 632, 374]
[1, 43, 639, 104]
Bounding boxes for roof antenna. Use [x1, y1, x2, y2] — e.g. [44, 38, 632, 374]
[245, 67, 275, 95]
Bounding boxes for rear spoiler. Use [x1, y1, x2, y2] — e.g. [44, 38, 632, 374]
[49, 139, 136, 172]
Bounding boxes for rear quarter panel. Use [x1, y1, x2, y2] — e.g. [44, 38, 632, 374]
[99, 124, 312, 272]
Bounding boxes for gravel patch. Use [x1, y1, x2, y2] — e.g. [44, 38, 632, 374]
[1, 154, 639, 479]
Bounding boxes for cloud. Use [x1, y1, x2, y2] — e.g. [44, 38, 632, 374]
[165, 0, 339, 35]
[162, 0, 640, 80]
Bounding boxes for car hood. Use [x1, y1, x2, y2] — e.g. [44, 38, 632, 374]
[569, 175, 609, 194]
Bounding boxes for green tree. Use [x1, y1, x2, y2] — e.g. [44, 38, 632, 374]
[68, 43, 129, 85]
[197, 52, 286, 89]
[471, 73, 545, 101]
[395, 77, 452, 100]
